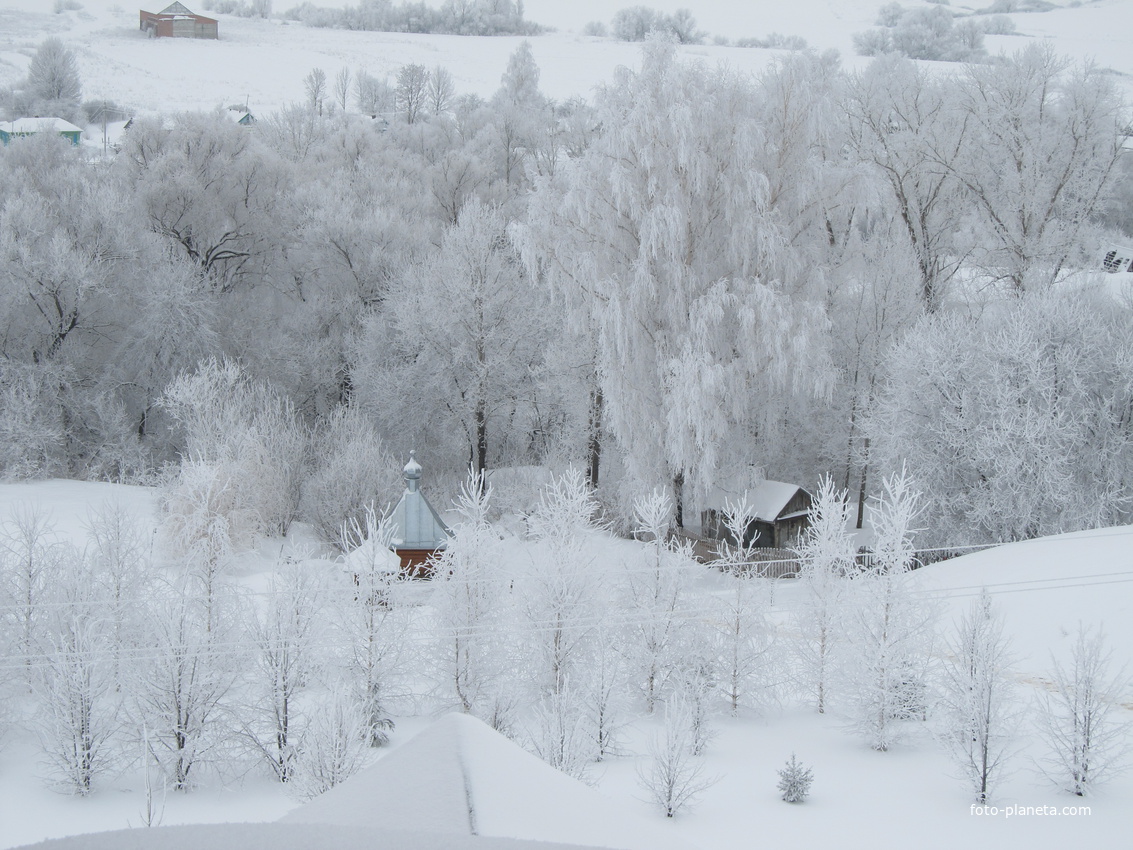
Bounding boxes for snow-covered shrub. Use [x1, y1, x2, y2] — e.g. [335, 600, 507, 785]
[290, 689, 370, 801]
[855, 4, 985, 61]
[777, 753, 814, 802]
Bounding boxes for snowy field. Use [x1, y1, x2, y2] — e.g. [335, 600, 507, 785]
[0, 480, 1129, 850]
[1, 0, 1133, 116]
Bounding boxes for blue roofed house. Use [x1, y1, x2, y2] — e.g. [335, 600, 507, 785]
[0, 117, 83, 146]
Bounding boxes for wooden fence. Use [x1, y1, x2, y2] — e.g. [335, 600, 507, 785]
[672, 529, 997, 579]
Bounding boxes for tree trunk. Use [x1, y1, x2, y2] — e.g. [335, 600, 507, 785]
[586, 387, 603, 490]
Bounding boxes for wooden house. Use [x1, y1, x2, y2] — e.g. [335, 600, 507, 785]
[388, 452, 450, 576]
[0, 117, 82, 146]
[701, 479, 812, 550]
[139, 3, 218, 39]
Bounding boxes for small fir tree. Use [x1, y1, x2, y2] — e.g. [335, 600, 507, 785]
[777, 753, 814, 803]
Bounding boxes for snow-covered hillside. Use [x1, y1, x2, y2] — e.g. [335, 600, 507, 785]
[1, 0, 1132, 115]
[0, 481, 1129, 850]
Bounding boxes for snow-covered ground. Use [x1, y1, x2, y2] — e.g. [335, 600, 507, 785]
[0, 480, 1129, 850]
[1, 0, 1132, 117]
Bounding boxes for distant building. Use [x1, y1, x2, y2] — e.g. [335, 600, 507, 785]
[388, 452, 450, 575]
[0, 117, 82, 146]
[139, 3, 218, 39]
[225, 109, 256, 126]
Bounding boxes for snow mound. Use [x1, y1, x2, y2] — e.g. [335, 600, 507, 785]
[283, 713, 696, 850]
[11, 823, 600, 850]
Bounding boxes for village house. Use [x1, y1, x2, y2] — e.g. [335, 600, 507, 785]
[139, 3, 218, 39]
[0, 117, 82, 146]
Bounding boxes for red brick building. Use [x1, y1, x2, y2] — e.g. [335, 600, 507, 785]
[139, 3, 218, 39]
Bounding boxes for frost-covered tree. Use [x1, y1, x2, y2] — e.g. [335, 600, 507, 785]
[1, 505, 64, 686]
[304, 67, 327, 115]
[625, 490, 695, 713]
[1036, 626, 1130, 796]
[335, 504, 405, 746]
[712, 501, 776, 715]
[430, 474, 515, 729]
[162, 358, 307, 539]
[134, 578, 240, 790]
[86, 501, 152, 691]
[521, 468, 604, 698]
[34, 546, 119, 794]
[843, 469, 936, 751]
[951, 45, 1124, 293]
[939, 589, 1020, 804]
[395, 64, 428, 124]
[638, 697, 716, 818]
[354, 199, 548, 477]
[426, 65, 456, 116]
[26, 37, 81, 118]
[243, 561, 327, 781]
[118, 113, 292, 293]
[844, 55, 968, 311]
[868, 290, 1133, 544]
[305, 407, 401, 546]
[523, 39, 830, 521]
[793, 477, 855, 714]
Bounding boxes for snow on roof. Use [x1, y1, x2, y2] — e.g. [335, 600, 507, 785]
[159, 2, 196, 14]
[12, 822, 602, 850]
[283, 713, 696, 850]
[705, 478, 805, 522]
[2, 117, 83, 134]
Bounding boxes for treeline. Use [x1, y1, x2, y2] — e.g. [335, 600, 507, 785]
[282, 0, 542, 36]
[1, 39, 1132, 546]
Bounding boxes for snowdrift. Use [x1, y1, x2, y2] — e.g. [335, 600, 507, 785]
[283, 713, 695, 850]
[11, 823, 600, 850]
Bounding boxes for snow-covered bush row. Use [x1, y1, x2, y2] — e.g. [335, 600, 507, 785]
[0, 38, 1129, 545]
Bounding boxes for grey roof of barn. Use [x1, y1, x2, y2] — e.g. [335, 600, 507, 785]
[159, 2, 196, 14]
[389, 451, 450, 550]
